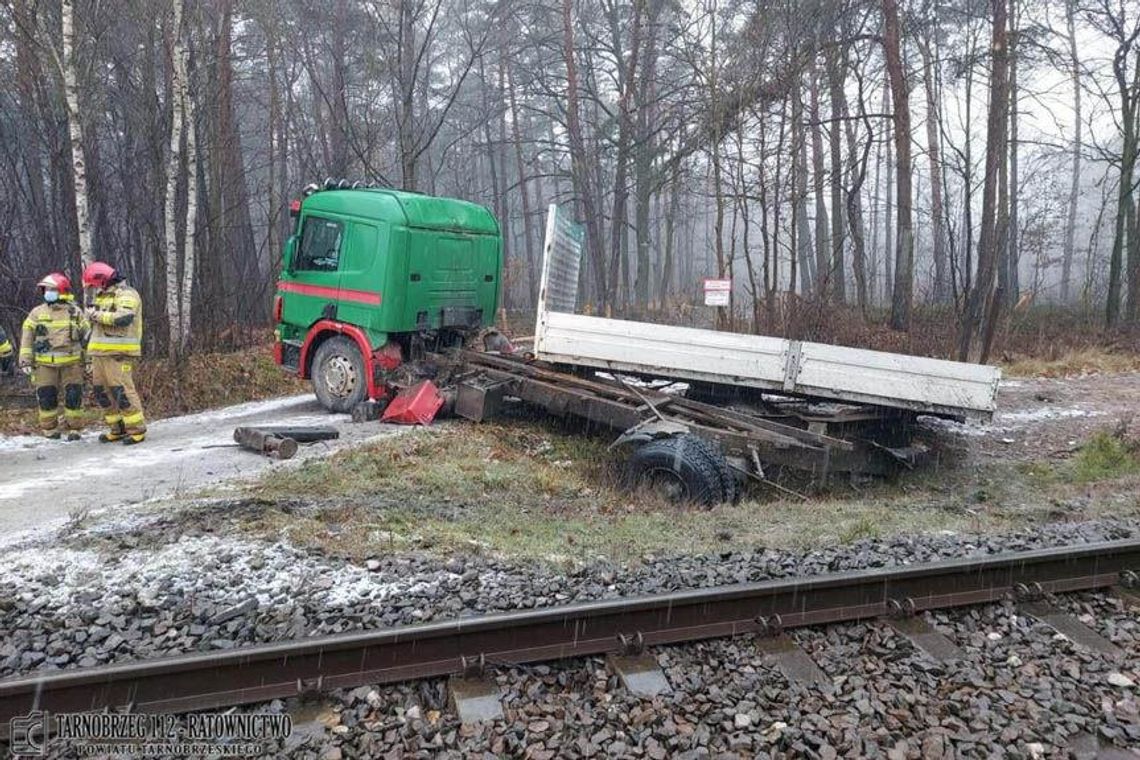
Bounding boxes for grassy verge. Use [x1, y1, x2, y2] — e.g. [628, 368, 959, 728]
[1018, 431, 1140, 485]
[1002, 347, 1140, 378]
[237, 422, 1140, 566]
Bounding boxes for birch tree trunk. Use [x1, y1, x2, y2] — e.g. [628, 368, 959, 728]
[181, 89, 199, 352]
[165, 0, 188, 359]
[61, 0, 93, 270]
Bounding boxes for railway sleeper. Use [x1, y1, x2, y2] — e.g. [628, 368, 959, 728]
[3, 543, 1137, 738]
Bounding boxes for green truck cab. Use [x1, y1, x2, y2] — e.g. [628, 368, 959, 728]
[274, 182, 501, 412]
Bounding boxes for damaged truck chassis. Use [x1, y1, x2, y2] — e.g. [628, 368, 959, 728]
[443, 204, 999, 504]
[454, 350, 915, 503]
[276, 187, 1000, 505]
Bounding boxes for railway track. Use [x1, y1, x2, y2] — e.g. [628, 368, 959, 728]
[1, 539, 1137, 744]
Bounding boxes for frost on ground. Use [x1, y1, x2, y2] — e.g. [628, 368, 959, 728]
[2, 513, 1138, 679]
[995, 407, 1101, 425]
[0, 393, 405, 537]
[920, 371, 1139, 463]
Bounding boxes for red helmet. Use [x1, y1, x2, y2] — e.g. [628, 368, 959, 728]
[37, 272, 72, 293]
[82, 261, 117, 289]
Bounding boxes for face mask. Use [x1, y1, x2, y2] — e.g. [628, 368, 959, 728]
[44, 289, 60, 303]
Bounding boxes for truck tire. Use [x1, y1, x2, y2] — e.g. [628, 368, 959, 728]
[312, 336, 369, 413]
[626, 434, 725, 507]
[682, 434, 738, 504]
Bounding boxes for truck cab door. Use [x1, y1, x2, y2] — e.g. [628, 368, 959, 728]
[282, 214, 346, 326]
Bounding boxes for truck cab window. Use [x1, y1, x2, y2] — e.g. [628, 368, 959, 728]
[295, 217, 343, 272]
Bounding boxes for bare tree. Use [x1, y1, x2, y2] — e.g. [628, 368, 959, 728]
[60, 0, 93, 270]
[958, 0, 1010, 360]
[1060, 0, 1081, 303]
[919, 23, 950, 304]
[164, 0, 193, 358]
[882, 0, 914, 330]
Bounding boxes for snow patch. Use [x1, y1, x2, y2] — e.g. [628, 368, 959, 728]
[0, 533, 463, 622]
[994, 407, 1102, 425]
[166, 394, 324, 424]
[0, 433, 64, 452]
[923, 406, 1104, 438]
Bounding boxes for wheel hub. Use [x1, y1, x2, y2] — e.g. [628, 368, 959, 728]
[324, 355, 358, 398]
[642, 467, 688, 502]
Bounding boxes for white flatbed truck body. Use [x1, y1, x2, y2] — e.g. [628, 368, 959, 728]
[533, 205, 1000, 422]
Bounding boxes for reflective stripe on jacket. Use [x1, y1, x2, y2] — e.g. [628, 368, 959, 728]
[20, 302, 89, 366]
[87, 282, 143, 357]
[0, 327, 11, 358]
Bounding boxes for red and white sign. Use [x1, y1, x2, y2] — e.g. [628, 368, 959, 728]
[702, 278, 732, 307]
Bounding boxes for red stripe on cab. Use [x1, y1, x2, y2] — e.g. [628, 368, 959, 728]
[277, 281, 382, 306]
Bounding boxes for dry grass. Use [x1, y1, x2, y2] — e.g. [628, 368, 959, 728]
[0, 341, 306, 435]
[250, 420, 627, 511]
[1002, 348, 1140, 378]
[235, 420, 1140, 566]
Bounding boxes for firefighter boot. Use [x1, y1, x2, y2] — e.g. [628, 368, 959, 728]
[99, 417, 126, 443]
[122, 432, 146, 446]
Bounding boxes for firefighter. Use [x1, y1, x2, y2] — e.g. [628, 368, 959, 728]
[83, 262, 147, 442]
[83, 261, 147, 444]
[0, 325, 13, 375]
[18, 273, 90, 440]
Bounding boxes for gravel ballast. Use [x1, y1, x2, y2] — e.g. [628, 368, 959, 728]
[2, 517, 1138, 679]
[2, 517, 1138, 758]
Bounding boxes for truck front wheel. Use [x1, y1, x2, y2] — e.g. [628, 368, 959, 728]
[312, 336, 369, 413]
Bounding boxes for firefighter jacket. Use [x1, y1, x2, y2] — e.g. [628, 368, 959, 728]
[88, 282, 143, 357]
[19, 298, 89, 367]
[0, 327, 12, 359]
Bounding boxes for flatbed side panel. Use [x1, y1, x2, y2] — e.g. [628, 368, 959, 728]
[532, 204, 1000, 422]
[795, 342, 1000, 416]
[539, 311, 789, 383]
[537, 311, 999, 420]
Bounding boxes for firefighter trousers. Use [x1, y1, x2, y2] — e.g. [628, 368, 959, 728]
[33, 364, 85, 435]
[92, 356, 147, 436]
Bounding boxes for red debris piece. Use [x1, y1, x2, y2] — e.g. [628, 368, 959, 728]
[381, 380, 444, 425]
[373, 340, 404, 371]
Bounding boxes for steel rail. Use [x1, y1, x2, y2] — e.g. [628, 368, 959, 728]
[1, 539, 1137, 735]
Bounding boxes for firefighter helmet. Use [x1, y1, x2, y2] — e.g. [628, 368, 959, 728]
[37, 272, 72, 293]
[82, 261, 118, 289]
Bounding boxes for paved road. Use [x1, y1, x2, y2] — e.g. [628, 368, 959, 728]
[0, 394, 404, 538]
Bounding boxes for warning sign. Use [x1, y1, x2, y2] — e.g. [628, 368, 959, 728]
[703, 278, 731, 307]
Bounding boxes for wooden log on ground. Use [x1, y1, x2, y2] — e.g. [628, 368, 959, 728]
[244, 426, 339, 442]
[233, 427, 300, 459]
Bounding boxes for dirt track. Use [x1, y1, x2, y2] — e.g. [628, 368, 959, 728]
[964, 371, 1140, 462]
[0, 395, 405, 540]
